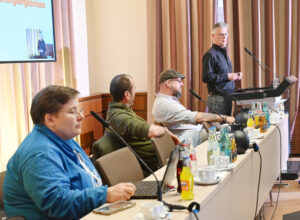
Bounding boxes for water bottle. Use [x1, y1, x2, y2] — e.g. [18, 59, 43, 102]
[219, 126, 230, 156]
[273, 76, 280, 89]
[263, 102, 270, 128]
[189, 139, 197, 175]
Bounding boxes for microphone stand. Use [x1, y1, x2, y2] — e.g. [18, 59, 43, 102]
[244, 47, 277, 85]
[90, 111, 163, 201]
[189, 89, 226, 123]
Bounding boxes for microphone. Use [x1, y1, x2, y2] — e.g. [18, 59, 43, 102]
[189, 89, 226, 123]
[90, 111, 163, 201]
[244, 47, 275, 79]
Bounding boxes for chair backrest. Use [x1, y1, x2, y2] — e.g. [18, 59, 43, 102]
[92, 132, 124, 160]
[94, 148, 144, 186]
[0, 171, 6, 210]
[151, 132, 176, 167]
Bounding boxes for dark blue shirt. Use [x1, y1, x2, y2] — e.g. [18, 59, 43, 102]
[202, 44, 235, 94]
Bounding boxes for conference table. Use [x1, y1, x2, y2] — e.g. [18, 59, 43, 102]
[81, 115, 288, 220]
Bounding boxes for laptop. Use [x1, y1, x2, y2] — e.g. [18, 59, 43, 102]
[131, 145, 179, 199]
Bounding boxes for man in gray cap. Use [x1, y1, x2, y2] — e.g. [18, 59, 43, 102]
[152, 69, 234, 146]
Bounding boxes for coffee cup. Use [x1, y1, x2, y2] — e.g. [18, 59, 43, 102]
[140, 201, 165, 219]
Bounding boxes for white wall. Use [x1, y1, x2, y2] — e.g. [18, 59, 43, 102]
[85, 0, 148, 94]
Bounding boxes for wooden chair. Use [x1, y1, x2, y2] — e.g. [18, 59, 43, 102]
[151, 131, 176, 167]
[94, 147, 144, 186]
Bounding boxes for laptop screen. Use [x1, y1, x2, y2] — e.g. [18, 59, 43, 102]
[161, 145, 180, 192]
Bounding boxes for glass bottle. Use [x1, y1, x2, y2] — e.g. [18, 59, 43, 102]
[273, 75, 280, 89]
[263, 102, 270, 128]
[259, 112, 267, 133]
[189, 140, 197, 176]
[207, 129, 214, 165]
[176, 146, 184, 194]
[247, 111, 254, 128]
[180, 156, 194, 200]
[231, 137, 237, 163]
[219, 126, 230, 156]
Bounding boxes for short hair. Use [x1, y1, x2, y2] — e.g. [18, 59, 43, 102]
[212, 22, 228, 33]
[110, 74, 133, 102]
[30, 85, 79, 124]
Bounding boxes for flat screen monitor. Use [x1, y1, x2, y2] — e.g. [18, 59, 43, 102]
[0, 0, 56, 63]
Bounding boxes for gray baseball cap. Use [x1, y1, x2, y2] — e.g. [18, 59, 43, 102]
[158, 69, 185, 84]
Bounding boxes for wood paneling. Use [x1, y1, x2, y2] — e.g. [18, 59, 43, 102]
[79, 94, 103, 155]
[78, 92, 147, 155]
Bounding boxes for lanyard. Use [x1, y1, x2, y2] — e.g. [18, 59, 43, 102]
[73, 150, 102, 188]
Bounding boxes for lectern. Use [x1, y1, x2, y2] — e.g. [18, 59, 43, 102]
[227, 75, 297, 110]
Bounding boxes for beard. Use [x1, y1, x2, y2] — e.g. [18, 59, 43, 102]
[172, 88, 182, 98]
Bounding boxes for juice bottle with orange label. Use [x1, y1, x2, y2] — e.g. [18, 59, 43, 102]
[180, 156, 194, 200]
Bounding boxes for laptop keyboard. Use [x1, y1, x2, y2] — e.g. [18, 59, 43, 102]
[133, 181, 161, 198]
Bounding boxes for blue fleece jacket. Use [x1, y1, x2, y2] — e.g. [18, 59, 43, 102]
[4, 125, 107, 220]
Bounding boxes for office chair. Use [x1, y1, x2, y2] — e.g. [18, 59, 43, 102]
[92, 131, 124, 160]
[0, 171, 6, 218]
[94, 147, 144, 186]
[151, 131, 176, 167]
[0, 171, 26, 220]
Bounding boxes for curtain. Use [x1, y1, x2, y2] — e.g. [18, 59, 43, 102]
[224, 0, 300, 139]
[148, 0, 300, 139]
[0, 0, 77, 171]
[147, 0, 214, 123]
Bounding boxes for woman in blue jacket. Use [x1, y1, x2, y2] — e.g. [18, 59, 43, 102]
[4, 85, 136, 220]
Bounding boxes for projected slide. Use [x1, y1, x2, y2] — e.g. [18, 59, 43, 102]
[0, 0, 56, 63]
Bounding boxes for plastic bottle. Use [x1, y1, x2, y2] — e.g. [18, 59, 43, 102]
[189, 139, 197, 175]
[180, 156, 194, 200]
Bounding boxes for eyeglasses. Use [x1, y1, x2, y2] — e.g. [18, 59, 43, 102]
[169, 79, 183, 83]
[218, 33, 228, 37]
[69, 108, 84, 117]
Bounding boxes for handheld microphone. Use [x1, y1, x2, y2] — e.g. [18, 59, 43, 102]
[244, 47, 275, 78]
[189, 89, 226, 123]
[90, 111, 162, 201]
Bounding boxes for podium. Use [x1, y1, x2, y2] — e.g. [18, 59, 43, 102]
[228, 75, 297, 109]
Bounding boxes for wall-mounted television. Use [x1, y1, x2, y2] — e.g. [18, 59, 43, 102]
[0, 0, 56, 63]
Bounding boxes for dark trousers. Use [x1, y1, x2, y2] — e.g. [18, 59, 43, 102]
[207, 94, 232, 116]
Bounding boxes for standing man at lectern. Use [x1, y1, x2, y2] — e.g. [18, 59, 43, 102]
[202, 22, 242, 116]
